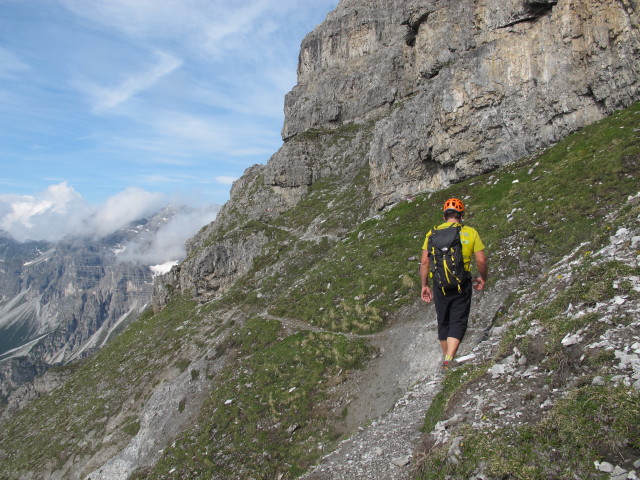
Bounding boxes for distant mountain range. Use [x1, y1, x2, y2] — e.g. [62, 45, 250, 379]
[0, 206, 195, 401]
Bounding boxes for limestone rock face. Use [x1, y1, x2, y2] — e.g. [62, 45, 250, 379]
[285, 0, 640, 208]
[155, 0, 640, 305]
[153, 230, 269, 309]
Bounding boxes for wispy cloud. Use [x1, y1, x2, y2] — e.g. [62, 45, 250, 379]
[76, 51, 182, 114]
[59, 0, 275, 57]
[215, 176, 237, 186]
[0, 47, 30, 79]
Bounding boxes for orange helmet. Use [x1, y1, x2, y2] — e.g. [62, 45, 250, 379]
[443, 197, 465, 213]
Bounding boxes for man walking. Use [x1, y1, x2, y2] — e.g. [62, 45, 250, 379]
[420, 198, 488, 369]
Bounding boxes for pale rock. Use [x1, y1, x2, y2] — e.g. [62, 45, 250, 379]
[490, 364, 506, 378]
[598, 461, 615, 473]
[613, 296, 626, 305]
[287, 424, 300, 435]
[391, 455, 411, 467]
[501, 354, 518, 365]
[562, 333, 582, 346]
[456, 353, 476, 364]
[447, 437, 464, 465]
[611, 466, 628, 480]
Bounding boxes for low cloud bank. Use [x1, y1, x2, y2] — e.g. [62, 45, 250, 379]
[117, 205, 218, 265]
[0, 182, 218, 265]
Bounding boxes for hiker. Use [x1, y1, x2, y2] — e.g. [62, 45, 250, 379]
[420, 198, 488, 369]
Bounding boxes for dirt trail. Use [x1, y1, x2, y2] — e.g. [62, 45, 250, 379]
[286, 286, 508, 479]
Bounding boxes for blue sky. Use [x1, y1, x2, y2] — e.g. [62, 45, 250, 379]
[0, 0, 338, 245]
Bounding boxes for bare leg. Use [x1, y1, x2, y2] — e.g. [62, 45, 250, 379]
[445, 337, 461, 360]
[439, 340, 447, 356]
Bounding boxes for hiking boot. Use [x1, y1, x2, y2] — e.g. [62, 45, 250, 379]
[441, 361, 450, 370]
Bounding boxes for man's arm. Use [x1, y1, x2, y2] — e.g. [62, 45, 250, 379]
[473, 249, 488, 291]
[420, 249, 433, 303]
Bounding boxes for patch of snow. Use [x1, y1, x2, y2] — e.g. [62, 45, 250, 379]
[23, 248, 55, 267]
[150, 261, 179, 277]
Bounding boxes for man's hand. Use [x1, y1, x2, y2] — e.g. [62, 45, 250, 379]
[420, 250, 432, 303]
[421, 285, 433, 303]
[473, 249, 487, 291]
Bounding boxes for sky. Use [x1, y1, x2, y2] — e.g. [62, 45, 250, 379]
[0, 0, 338, 255]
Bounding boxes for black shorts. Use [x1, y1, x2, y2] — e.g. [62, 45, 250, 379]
[433, 280, 472, 341]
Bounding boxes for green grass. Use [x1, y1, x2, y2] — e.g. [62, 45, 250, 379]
[144, 318, 371, 479]
[418, 384, 640, 480]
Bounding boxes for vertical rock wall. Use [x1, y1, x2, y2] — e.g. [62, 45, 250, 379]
[285, 0, 640, 208]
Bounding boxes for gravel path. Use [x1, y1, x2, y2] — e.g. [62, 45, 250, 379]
[292, 285, 508, 480]
[263, 303, 496, 479]
[300, 374, 443, 480]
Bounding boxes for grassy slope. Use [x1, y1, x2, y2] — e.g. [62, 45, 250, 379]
[415, 105, 640, 479]
[271, 103, 640, 333]
[0, 103, 638, 479]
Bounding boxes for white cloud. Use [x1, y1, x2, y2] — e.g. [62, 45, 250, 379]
[215, 176, 237, 185]
[77, 50, 182, 114]
[117, 204, 218, 265]
[89, 187, 167, 237]
[0, 182, 219, 265]
[0, 183, 93, 242]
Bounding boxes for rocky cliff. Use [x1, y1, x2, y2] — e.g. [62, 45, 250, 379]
[155, 0, 639, 309]
[288, 0, 639, 208]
